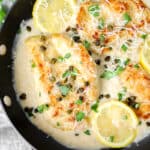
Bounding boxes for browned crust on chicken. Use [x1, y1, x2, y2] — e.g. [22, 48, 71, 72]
[25, 34, 100, 130]
[120, 65, 150, 118]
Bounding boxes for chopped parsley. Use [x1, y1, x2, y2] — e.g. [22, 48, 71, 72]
[121, 44, 128, 52]
[84, 130, 91, 135]
[109, 136, 115, 142]
[76, 111, 85, 121]
[118, 87, 127, 101]
[141, 34, 148, 40]
[75, 99, 83, 105]
[100, 34, 105, 43]
[98, 18, 105, 29]
[88, 4, 100, 17]
[100, 59, 130, 80]
[122, 115, 128, 120]
[62, 67, 78, 78]
[31, 61, 36, 68]
[123, 13, 132, 24]
[58, 53, 71, 62]
[37, 104, 49, 113]
[124, 58, 130, 65]
[134, 64, 140, 69]
[118, 92, 124, 101]
[100, 66, 124, 80]
[59, 85, 70, 96]
[91, 101, 99, 112]
[83, 40, 91, 49]
[57, 122, 61, 126]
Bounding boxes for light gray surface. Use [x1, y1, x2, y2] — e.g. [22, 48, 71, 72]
[0, 103, 32, 150]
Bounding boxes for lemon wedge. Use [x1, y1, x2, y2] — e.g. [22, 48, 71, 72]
[91, 101, 138, 148]
[140, 35, 150, 73]
[33, 0, 76, 33]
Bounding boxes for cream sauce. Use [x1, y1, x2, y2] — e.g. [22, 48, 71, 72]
[13, 0, 150, 150]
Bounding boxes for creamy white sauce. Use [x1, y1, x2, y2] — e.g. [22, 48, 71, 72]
[13, 1, 150, 150]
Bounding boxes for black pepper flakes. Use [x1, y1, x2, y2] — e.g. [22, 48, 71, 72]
[40, 35, 47, 41]
[65, 26, 71, 32]
[26, 26, 32, 32]
[56, 81, 62, 86]
[67, 83, 73, 89]
[64, 78, 68, 83]
[57, 97, 63, 101]
[88, 50, 92, 56]
[71, 76, 77, 81]
[146, 122, 150, 127]
[50, 58, 57, 64]
[69, 66, 74, 71]
[24, 107, 34, 117]
[104, 64, 108, 68]
[114, 59, 120, 64]
[72, 36, 81, 43]
[99, 94, 104, 99]
[94, 40, 101, 46]
[105, 94, 110, 98]
[77, 88, 84, 94]
[19, 93, 27, 100]
[85, 81, 90, 87]
[105, 56, 111, 62]
[79, 96, 84, 100]
[95, 59, 101, 65]
[40, 45, 47, 51]
[75, 133, 80, 136]
[49, 76, 56, 82]
[67, 109, 73, 114]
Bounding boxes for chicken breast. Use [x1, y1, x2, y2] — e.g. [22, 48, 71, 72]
[76, 0, 150, 54]
[120, 65, 150, 119]
[25, 34, 100, 130]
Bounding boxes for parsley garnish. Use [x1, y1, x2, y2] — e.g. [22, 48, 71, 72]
[98, 18, 105, 29]
[62, 67, 78, 78]
[122, 115, 128, 120]
[37, 104, 49, 113]
[100, 66, 124, 80]
[134, 64, 140, 69]
[121, 44, 128, 52]
[84, 130, 91, 135]
[118, 92, 124, 101]
[58, 53, 71, 62]
[100, 34, 105, 43]
[75, 99, 83, 105]
[141, 34, 148, 40]
[123, 13, 132, 24]
[91, 101, 99, 112]
[83, 40, 91, 49]
[100, 59, 130, 80]
[59, 85, 70, 96]
[76, 111, 85, 121]
[109, 136, 115, 142]
[31, 61, 36, 68]
[88, 4, 100, 17]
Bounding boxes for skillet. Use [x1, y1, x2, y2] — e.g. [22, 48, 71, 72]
[0, 0, 149, 150]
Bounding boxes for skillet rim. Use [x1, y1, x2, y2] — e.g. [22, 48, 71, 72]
[0, 0, 150, 150]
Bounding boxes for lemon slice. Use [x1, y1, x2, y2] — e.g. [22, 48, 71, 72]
[33, 0, 76, 33]
[140, 35, 150, 73]
[91, 101, 138, 148]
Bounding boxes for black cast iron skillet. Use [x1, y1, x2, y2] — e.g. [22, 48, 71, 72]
[0, 0, 149, 150]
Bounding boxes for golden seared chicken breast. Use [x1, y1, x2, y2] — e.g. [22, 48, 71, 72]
[25, 34, 100, 130]
[120, 65, 150, 119]
[76, 0, 150, 54]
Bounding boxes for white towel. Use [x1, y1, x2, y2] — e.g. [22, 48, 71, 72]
[0, 104, 32, 150]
